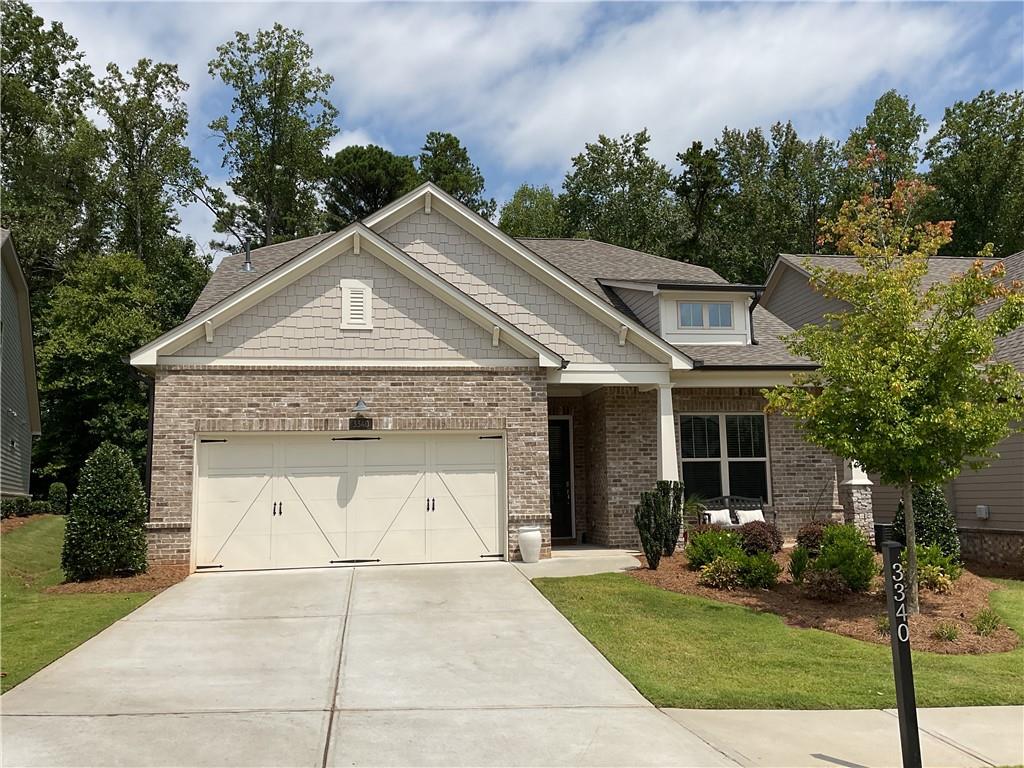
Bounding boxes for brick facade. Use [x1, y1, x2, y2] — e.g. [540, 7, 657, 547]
[559, 386, 848, 547]
[147, 365, 549, 567]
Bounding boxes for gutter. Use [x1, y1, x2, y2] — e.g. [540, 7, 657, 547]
[690, 361, 819, 371]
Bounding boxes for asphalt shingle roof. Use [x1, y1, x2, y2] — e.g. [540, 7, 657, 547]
[988, 251, 1024, 372]
[778, 254, 1000, 292]
[186, 233, 336, 320]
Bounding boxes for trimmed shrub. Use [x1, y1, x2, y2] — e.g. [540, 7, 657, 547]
[875, 615, 891, 636]
[654, 480, 684, 557]
[972, 609, 1001, 636]
[1, 497, 31, 518]
[914, 544, 963, 581]
[739, 551, 782, 589]
[917, 564, 954, 594]
[804, 568, 851, 602]
[813, 524, 876, 593]
[788, 546, 811, 584]
[893, 483, 961, 561]
[698, 555, 743, 590]
[795, 519, 838, 553]
[737, 521, 783, 554]
[634, 488, 670, 570]
[48, 482, 69, 514]
[685, 528, 742, 571]
[687, 522, 725, 536]
[29, 499, 54, 516]
[62, 443, 148, 582]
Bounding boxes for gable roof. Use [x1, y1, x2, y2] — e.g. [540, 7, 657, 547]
[362, 183, 695, 370]
[1, 230, 41, 435]
[132, 224, 564, 369]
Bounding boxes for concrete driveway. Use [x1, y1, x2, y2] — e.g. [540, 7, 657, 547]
[1, 563, 733, 767]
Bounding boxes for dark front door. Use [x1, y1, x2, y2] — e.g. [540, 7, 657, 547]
[548, 418, 573, 539]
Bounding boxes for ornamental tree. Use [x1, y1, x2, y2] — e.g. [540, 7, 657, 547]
[765, 157, 1024, 613]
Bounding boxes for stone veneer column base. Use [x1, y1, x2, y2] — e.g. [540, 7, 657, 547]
[841, 484, 875, 544]
[958, 528, 1024, 570]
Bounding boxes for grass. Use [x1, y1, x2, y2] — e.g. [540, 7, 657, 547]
[535, 572, 1024, 709]
[1, 516, 156, 692]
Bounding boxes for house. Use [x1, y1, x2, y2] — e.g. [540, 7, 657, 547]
[763, 252, 1024, 567]
[130, 184, 870, 572]
[1, 230, 41, 499]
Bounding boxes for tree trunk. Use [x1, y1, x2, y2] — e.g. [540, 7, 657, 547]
[902, 482, 920, 614]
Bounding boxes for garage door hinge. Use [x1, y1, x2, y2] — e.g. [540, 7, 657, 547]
[200, 439, 227, 444]
[196, 564, 224, 569]
[478, 435, 503, 440]
[330, 558, 381, 564]
[480, 553, 504, 558]
[331, 436, 381, 441]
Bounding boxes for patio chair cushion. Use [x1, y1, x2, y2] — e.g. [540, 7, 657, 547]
[736, 508, 765, 525]
[705, 508, 732, 527]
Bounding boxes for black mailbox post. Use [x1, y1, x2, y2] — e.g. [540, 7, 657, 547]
[882, 540, 922, 768]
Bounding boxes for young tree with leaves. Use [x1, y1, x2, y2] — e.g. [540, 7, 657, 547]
[561, 129, 672, 254]
[207, 23, 338, 247]
[497, 184, 565, 238]
[417, 132, 495, 218]
[324, 144, 419, 227]
[925, 90, 1024, 258]
[765, 157, 1024, 612]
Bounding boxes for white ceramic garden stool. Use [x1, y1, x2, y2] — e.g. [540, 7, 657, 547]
[518, 525, 542, 563]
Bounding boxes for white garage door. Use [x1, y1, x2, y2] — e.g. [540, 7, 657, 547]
[194, 433, 505, 571]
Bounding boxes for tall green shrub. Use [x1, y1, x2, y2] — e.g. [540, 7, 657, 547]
[634, 488, 669, 570]
[62, 443, 148, 581]
[893, 483, 961, 561]
[655, 480, 684, 557]
[48, 482, 69, 514]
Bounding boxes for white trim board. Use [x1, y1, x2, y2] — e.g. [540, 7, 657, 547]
[364, 183, 694, 371]
[160, 357, 535, 369]
[130, 224, 564, 370]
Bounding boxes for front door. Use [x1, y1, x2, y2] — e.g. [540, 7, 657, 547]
[548, 418, 573, 539]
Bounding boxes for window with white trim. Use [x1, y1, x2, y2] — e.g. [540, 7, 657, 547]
[679, 414, 769, 502]
[677, 301, 734, 329]
[340, 279, 373, 329]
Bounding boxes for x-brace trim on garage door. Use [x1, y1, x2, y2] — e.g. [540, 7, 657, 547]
[367, 473, 425, 559]
[210, 476, 272, 563]
[283, 475, 340, 560]
[434, 472, 489, 552]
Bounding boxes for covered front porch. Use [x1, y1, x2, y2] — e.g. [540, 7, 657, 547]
[545, 376, 869, 548]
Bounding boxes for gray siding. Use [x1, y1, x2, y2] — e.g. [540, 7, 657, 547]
[614, 287, 661, 334]
[171, 247, 527, 362]
[763, 265, 849, 329]
[1, 261, 31, 496]
[871, 431, 1023, 532]
[383, 211, 658, 365]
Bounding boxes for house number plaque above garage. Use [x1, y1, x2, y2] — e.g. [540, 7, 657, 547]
[349, 416, 373, 430]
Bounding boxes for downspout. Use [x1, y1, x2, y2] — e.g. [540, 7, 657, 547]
[748, 289, 764, 346]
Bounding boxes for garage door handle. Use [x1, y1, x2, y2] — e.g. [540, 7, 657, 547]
[272, 502, 278, 516]
[279, 501, 283, 516]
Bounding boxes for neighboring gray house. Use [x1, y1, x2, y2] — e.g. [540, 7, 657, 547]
[763, 252, 1024, 567]
[131, 184, 869, 572]
[1, 230, 41, 499]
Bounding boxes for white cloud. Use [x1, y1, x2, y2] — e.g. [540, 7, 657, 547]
[327, 128, 388, 157]
[36, 0, 1007, 249]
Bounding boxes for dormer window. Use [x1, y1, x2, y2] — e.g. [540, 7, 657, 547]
[677, 301, 734, 330]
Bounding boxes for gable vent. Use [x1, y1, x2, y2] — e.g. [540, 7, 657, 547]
[340, 279, 373, 329]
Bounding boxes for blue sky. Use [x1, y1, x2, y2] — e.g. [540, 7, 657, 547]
[38, 1, 1024, 256]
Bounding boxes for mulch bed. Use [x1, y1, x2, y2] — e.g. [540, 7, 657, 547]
[1, 513, 52, 535]
[633, 550, 1020, 655]
[45, 565, 189, 595]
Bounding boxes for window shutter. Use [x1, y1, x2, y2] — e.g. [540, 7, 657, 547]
[340, 279, 373, 329]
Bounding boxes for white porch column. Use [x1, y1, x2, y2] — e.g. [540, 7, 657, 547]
[656, 384, 679, 481]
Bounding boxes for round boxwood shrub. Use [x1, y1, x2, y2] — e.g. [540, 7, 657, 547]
[48, 481, 69, 514]
[893, 483, 961, 561]
[685, 528, 742, 571]
[29, 499, 54, 516]
[698, 554, 743, 590]
[737, 521, 783, 554]
[795, 519, 838, 553]
[739, 551, 782, 589]
[812, 524, 876, 593]
[1, 497, 30, 518]
[62, 443, 148, 582]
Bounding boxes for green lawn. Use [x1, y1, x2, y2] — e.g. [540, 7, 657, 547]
[535, 572, 1024, 709]
[1, 516, 156, 692]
